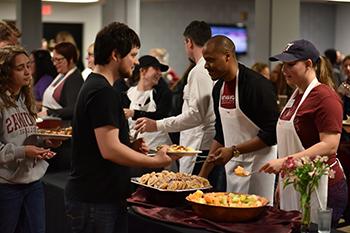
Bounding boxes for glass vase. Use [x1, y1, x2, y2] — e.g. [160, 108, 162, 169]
[300, 192, 311, 233]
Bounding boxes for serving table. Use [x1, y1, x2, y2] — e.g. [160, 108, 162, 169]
[127, 188, 301, 233]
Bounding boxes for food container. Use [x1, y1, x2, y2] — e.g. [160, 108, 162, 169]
[186, 192, 269, 222]
[36, 117, 62, 129]
[131, 177, 212, 207]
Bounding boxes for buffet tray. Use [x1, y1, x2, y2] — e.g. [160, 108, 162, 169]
[131, 177, 212, 192]
[131, 177, 212, 207]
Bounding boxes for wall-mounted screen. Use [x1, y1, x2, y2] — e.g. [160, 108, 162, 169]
[210, 24, 248, 55]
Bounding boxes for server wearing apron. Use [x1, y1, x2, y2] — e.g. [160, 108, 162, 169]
[39, 42, 83, 122]
[200, 35, 278, 204]
[125, 55, 173, 150]
[134, 21, 215, 175]
[260, 39, 347, 225]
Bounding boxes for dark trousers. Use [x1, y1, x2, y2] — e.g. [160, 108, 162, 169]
[65, 199, 128, 233]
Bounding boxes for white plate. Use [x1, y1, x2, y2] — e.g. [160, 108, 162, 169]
[343, 120, 350, 126]
[167, 150, 202, 157]
[32, 133, 71, 140]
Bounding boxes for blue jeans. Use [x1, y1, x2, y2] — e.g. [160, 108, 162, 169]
[65, 199, 128, 233]
[0, 180, 45, 233]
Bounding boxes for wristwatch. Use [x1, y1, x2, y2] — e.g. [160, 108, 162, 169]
[231, 145, 241, 158]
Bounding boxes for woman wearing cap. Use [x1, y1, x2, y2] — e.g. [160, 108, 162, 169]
[260, 39, 347, 226]
[124, 55, 173, 151]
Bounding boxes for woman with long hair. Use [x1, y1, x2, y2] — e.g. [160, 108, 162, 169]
[0, 46, 56, 233]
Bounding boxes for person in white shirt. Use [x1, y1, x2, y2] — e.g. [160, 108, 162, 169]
[81, 43, 95, 81]
[135, 21, 216, 176]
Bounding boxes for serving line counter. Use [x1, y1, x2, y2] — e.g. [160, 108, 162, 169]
[42, 171, 345, 233]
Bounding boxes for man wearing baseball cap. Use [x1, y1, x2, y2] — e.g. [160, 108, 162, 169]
[261, 39, 347, 226]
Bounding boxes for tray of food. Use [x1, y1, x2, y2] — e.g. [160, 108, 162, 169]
[33, 127, 72, 139]
[186, 190, 269, 222]
[131, 170, 212, 207]
[132, 170, 211, 192]
[156, 144, 202, 157]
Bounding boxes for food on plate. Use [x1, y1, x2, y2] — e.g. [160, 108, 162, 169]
[138, 170, 210, 190]
[187, 190, 266, 208]
[156, 144, 195, 152]
[234, 165, 250, 176]
[37, 127, 72, 136]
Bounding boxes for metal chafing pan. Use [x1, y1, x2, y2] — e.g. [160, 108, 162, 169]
[186, 192, 269, 222]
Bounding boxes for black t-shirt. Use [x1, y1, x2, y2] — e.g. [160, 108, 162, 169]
[65, 73, 131, 203]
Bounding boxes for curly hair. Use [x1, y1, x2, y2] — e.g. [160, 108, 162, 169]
[0, 46, 36, 117]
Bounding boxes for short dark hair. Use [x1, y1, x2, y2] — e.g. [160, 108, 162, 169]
[31, 49, 57, 84]
[324, 49, 337, 65]
[94, 22, 141, 65]
[54, 42, 78, 64]
[183, 20, 211, 47]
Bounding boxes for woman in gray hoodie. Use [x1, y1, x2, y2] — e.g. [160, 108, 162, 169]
[0, 46, 56, 233]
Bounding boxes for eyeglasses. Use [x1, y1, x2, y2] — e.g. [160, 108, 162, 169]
[52, 56, 66, 64]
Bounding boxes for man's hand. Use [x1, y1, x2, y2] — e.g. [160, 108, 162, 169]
[135, 117, 157, 133]
[131, 138, 149, 154]
[259, 158, 286, 174]
[207, 147, 233, 165]
[153, 145, 173, 167]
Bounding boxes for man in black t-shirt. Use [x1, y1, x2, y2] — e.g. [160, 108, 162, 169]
[65, 22, 173, 233]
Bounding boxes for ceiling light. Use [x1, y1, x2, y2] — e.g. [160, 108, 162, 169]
[42, 0, 99, 3]
[327, 0, 350, 2]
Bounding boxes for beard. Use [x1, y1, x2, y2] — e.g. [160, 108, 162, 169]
[118, 66, 133, 80]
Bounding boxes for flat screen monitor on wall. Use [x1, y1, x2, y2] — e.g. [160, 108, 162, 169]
[209, 24, 248, 55]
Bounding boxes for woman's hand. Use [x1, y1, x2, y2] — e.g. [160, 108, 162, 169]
[24, 145, 56, 159]
[259, 158, 286, 174]
[37, 109, 48, 118]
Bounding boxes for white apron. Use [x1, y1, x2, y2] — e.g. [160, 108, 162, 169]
[42, 68, 77, 110]
[277, 78, 328, 223]
[128, 87, 172, 150]
[220, 73, 277, 205]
